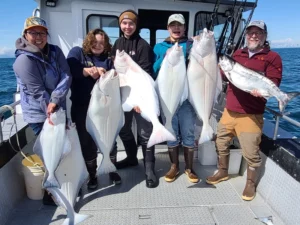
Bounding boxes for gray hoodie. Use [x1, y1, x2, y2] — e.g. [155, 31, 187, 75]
[13, 37, 72, 123]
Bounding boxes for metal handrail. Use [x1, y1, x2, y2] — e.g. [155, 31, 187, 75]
[265, 106, 300, 140]
[0, 100, 20, 143]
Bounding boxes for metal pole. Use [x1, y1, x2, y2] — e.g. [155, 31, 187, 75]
[273, 116, 280, 140]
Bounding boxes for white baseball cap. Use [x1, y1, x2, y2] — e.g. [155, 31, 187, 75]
[168, 14, 185, 25]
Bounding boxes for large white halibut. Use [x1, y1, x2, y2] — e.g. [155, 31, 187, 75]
[187, 28, 222, 144]
[156, 43, 188, 135]
[86, 69, 124, 175]
[33, 108, 71, 188]
[114, 50, 176, 147]
[48, 123, 90, 225]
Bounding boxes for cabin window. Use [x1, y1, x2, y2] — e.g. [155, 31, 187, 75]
[194, 11, 232, 41]
[156, 30, 169, 44]
[86, 15, 119, 44]
[140, 28, 150, 44]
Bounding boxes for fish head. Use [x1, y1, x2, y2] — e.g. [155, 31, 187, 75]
[166, 42, 184, 65]
[218, 55, 234, 72]
[99, 69, 120, 96]
[49, 108, 66, 125]
[193, 28, 215, 58]
[114, 50, 129, 74]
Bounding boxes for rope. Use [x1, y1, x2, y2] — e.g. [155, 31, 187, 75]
[4, 104, 45, 173]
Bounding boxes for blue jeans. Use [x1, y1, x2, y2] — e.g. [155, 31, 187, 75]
[167, 100, 196, 148]
[28, 122, 44, 136]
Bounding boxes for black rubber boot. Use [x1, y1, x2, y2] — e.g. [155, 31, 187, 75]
[85, 159, 98, 190]
[109, 156, 121, 185]
[116, 137, 138, 169]
[142, 145, 158, 188]
[42, 191, 56, 206]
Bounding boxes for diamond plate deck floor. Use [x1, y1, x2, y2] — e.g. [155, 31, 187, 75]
[6, 148, 286, 225]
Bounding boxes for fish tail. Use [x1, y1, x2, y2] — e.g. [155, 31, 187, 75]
[62, 213, 92, 225]
[279, 92, 300, 112]
[97, 157, 116, 175]
[198, 124, 214, 145]
[147, 123, 176, 148]
[43, 173, 61, 189]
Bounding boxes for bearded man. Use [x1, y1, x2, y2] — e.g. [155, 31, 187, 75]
[206, 21, 283, 201]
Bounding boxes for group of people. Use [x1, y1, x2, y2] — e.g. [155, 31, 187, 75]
[13, 9, 282, 205]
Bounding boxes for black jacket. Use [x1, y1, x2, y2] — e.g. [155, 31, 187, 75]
[111, 34, 154, 76]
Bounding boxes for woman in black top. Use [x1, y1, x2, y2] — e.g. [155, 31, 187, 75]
[67, 29, 121, 189]
[111, 9, 158, 188]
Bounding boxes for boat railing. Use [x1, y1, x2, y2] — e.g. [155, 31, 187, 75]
[265, 106, 300, 140]
[0, 100, 20, 143]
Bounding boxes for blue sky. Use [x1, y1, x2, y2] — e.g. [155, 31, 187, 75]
[0, 0, 299, 57]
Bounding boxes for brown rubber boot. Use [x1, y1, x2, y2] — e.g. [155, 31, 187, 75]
[184, 147, 199, 183]
[242, 166, 258, 201]
[164, 146, 180, 182]
[206, 155, 229, 185]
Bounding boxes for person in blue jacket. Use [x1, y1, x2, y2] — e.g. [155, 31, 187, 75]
[13, 16, 72, 205]
[67, 28, 121, 190]
[153, 14, 199, 183]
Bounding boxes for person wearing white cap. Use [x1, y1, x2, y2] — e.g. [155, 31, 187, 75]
[13, 16, 72, 205]
[153, 14, 199, 184]
[206, 20, 283, 201]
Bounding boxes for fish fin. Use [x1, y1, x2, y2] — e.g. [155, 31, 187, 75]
[61, 213, 92, 225]
[97, 157, 116, 175]
[198, 124, 214, 145]
[33, 134, 44, 161]
[147, 122, 176, 148]
[279, 92, 300, 112]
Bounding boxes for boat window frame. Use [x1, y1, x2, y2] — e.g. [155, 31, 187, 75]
[194, 10, 232, 36]
[86, 14, 120, 43]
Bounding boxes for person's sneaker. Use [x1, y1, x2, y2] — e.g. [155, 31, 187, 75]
[87, 177, 98, 190]
[42, 191, 57, 206]
[109, 172, 122, 185]
[116, 157, 138, 169]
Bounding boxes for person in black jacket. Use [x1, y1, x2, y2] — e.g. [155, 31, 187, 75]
[67, 29, 121, 190]
[111, 9, 158, 188]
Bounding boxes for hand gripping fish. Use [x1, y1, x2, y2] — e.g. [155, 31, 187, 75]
[33, 108, 71, 188]
[86, 69, 124, 175]
[187, 28, 222, 144]
[156, 42, 188, 135]
[47, 122, 91, 225]
[114, 50, 176, 148]
[219, 55, 300, 112]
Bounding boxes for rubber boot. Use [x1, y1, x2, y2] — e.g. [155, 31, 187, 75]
[42, 191, 56, 206]
[206, 155, 229, 185]
[85, 159, 98, 190]
[242, 166, 258, 201]
[184, 147, 199, 183]
[164, 146, 180, 182]
[142, 145, 158, 188]
[116, 137, 138, 169]
[109, 156, 122, 185]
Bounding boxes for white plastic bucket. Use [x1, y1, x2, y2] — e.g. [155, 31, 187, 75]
[22, 154, 44, 200]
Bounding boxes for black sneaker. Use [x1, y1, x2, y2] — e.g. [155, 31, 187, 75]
[87, 177, 98, 190]
[109, 172, 122, 185]
[42, 191, 57, 206]
[116, 157, 138, 169]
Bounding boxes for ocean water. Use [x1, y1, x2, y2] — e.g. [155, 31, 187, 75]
[0, 48, 300, 137]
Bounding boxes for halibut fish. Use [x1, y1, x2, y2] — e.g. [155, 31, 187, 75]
[187, 28, 222, 144]
[156, 42, 188, 135]
[86, 69, 124, 175]
[114, 50, 176, 148]
[219, 55, 300, 112]
[33, 108, 71, 188]
[48, 122, 90, 225]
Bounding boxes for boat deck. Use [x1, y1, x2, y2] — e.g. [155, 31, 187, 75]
[5, 147, 285, 225]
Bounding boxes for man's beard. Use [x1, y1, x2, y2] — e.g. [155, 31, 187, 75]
[247, 39, 265, 52]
